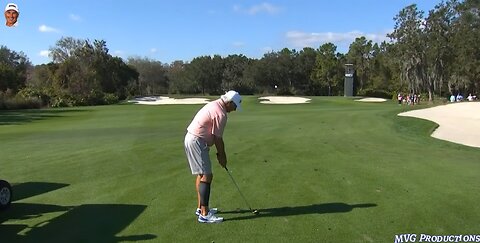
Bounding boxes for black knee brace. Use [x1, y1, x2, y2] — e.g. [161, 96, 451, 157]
[199, 181, 211, 207]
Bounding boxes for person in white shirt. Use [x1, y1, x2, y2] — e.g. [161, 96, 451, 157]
[467, 94, 474, 101]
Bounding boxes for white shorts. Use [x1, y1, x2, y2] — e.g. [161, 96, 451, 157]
[184, 133, 212, 175]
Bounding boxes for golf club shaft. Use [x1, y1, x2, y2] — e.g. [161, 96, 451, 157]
[225, 168, 253, 210]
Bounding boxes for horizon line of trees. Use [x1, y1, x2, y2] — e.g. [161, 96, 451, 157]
[1, 0, 479, 109]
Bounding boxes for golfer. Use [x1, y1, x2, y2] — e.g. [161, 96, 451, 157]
[184, 90, 241, 223]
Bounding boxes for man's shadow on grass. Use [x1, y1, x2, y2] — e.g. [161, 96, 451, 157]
[222, 202, 377, 221]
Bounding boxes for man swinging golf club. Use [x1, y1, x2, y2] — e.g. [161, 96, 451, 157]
[184, 90, 242, 223]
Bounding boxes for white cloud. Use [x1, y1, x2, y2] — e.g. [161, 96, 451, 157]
[234, 3, 281, 15]
[150, 48, 158, 53]
[39, 50, 50, 57]
[69, 14, 82, 22]
[262, 46, 274, 53]
[39, 24, 60, 33]
[285, 30, 391, 48]
[114, 50, 125, 56]
[232, 41, 245, 47]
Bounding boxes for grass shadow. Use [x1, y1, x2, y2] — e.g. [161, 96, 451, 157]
[12, 182, 69, 201]
[222, 202, 377, 221]
[1, 181, 156, 242]
[0, 109, 87, 125]
[0, 202, 71, 223]
[0, 204, 156, 243]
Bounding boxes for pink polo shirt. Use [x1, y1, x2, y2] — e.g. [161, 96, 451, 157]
[187, 99, 227, 146]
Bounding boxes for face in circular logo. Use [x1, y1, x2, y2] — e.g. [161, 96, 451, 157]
[4, 3, 20, 27]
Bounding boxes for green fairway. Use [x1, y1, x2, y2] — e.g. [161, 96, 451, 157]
[1, 97, 479, 242]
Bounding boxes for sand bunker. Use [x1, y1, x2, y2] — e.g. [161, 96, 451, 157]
[130, 96, 210, 105]
[398, 102, 480, 148]
[131, 96, 313, 105]
[259, 96, 311, 104]
[355, 97, 388, 102]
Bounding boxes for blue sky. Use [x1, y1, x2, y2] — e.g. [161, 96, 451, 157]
[1, 0, 442, 65]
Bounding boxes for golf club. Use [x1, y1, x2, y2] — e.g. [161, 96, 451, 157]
[225, 167, 259, 215]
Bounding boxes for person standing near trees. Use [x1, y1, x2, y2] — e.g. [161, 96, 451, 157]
[397, 93, 403, 105]
[184, 90, 242, 223]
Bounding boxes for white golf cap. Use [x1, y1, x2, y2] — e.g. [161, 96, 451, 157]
[222, 90, 242, 111]
[5, 3, 19, 12]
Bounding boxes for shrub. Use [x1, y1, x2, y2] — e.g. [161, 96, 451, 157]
[0, 91, 43, 110]
[103, 93, 119, 105]
[50, 92, 76, 108]
[357, 89, 392, 99]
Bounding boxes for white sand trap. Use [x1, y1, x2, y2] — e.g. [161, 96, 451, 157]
[259, 96, 311, 104]
[130, 96, 210, 105]
[398, 102, 480, 148]
[355, 97, 388, 102]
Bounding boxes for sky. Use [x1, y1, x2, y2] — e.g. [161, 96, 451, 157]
[0, 0, 443, 65]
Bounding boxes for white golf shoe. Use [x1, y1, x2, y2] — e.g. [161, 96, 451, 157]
[198, 211, 223, 223]
[195, 207, 218, 216]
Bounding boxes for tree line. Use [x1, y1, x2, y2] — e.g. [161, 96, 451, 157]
[1, 0, 479, 109]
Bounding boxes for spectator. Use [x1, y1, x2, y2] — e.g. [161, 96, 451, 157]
[467, 94, 474, 102]
[456, 93, 463, 102]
